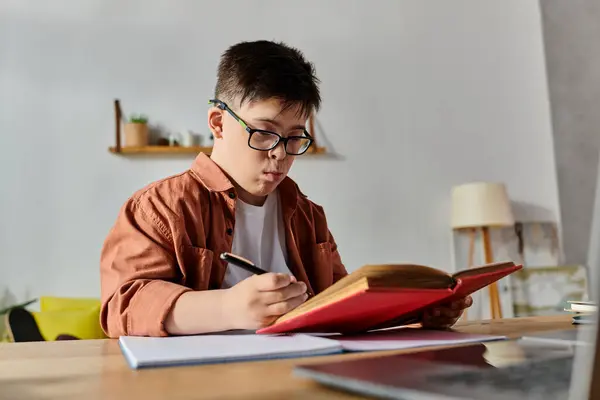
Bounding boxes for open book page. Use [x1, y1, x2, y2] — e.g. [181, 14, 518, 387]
[275, 264, 454, 325]
[277, 279, 369, 323]
[364, 264, 455, 289]
[452, 261, 517, 280]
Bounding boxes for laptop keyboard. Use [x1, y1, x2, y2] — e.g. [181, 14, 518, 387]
[427, 356, 573, 398]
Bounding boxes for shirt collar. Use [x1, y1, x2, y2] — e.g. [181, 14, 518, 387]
[190, 153, 234, 192]
[190, 153, 300, 215]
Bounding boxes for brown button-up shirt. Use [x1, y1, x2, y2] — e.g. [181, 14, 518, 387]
[99, 153, 348, 338]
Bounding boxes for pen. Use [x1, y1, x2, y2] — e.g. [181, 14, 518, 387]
[219, 252, 267, 275]
[219, 252, 313, 297]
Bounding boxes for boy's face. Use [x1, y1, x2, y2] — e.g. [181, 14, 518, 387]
[208, 97, 308, 205]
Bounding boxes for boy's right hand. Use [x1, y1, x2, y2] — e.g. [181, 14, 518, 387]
[223, 273, 308, 330]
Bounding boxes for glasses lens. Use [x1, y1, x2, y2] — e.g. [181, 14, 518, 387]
[249, 131, 279, 150]
[286, 137, 311, 155]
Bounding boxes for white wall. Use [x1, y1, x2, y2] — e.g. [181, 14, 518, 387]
[0, 0, 560, 303]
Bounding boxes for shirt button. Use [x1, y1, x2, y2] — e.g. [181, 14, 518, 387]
[226, 228, 233, 235]
[228, 192, 236, 199]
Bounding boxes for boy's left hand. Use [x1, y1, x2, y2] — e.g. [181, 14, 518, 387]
[421, 295, 473, 329]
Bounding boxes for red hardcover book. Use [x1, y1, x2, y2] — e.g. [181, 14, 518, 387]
[257, 261, 522, 335]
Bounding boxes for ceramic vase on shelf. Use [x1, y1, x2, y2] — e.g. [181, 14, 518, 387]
[179, 130, 192, 147]
[124, 115, 149, 147]
[168, 132, 182, 146]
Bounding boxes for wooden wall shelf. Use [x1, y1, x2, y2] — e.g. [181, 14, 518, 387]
[109, 146, 212, 155]
[109, 99, 327, 157]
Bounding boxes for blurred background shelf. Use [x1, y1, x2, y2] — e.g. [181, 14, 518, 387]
[109, 146, 211, 155]
[109, 99, 327, 157]
[108, 145, 326, 156]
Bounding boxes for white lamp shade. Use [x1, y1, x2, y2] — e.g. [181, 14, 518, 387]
[451, 182, 515, 229]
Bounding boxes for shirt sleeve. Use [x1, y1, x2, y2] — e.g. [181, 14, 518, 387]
[99, 199, 192, 338]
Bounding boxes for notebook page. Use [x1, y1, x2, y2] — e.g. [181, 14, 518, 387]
[315, 327, 505, 352]
[119, 333, 342, 369]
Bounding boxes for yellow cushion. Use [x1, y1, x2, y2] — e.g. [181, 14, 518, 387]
[32, 307, 106, 340]
[40, 296, 101, 312]
[0, 330, 11, 342]
[32, 297, 106, 340]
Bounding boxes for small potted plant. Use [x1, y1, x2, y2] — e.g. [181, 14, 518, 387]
[124, 114, 149, 147]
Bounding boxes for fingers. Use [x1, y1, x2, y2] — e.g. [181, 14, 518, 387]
[261, 281, 307, 305]
[422, 296, 473, 329]
[252, 273, 295, 291]
[422, 309, 462, 329]
[422, 314, 456, 329]
[444, 296, 473, 313]
[464, 295, 473, 307]
[451, 296, 472, 309]
[427, 307, 463, 320]
[265, 292, 308, 316]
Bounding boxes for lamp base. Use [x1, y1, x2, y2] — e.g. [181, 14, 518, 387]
[464, 227, 503, 319]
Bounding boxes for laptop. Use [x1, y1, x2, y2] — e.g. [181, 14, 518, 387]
[293, 153, 600, 399]
[294, 324, 598, 399]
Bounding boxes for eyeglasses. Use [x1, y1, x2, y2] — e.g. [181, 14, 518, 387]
[208, 99, 314, 155]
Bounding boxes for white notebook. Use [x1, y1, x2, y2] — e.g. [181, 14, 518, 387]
[119, 328, 507, 369]
[325, 328, 506, 352]
[118, 333, 343, 369]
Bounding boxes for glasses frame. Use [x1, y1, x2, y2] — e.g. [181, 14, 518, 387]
[208, 99, 314, 155]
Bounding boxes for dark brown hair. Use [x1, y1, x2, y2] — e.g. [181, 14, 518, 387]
[214, 40, 321, 117]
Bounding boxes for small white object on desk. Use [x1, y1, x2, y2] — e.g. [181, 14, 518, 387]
[566, 301, 597, 314]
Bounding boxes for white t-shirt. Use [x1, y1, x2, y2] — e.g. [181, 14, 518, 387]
[221, 189, 292, 288]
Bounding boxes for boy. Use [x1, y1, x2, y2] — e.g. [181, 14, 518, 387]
[99, 40, 472, 338]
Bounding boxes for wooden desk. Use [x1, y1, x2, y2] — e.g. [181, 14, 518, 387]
[0, 315, 573, 400]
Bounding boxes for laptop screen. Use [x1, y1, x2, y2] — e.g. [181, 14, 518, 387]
[587, 154, 600, 302]
[571, 151, 600, 399]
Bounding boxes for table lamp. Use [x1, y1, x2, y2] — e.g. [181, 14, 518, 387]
[451, 182, 515, 319]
